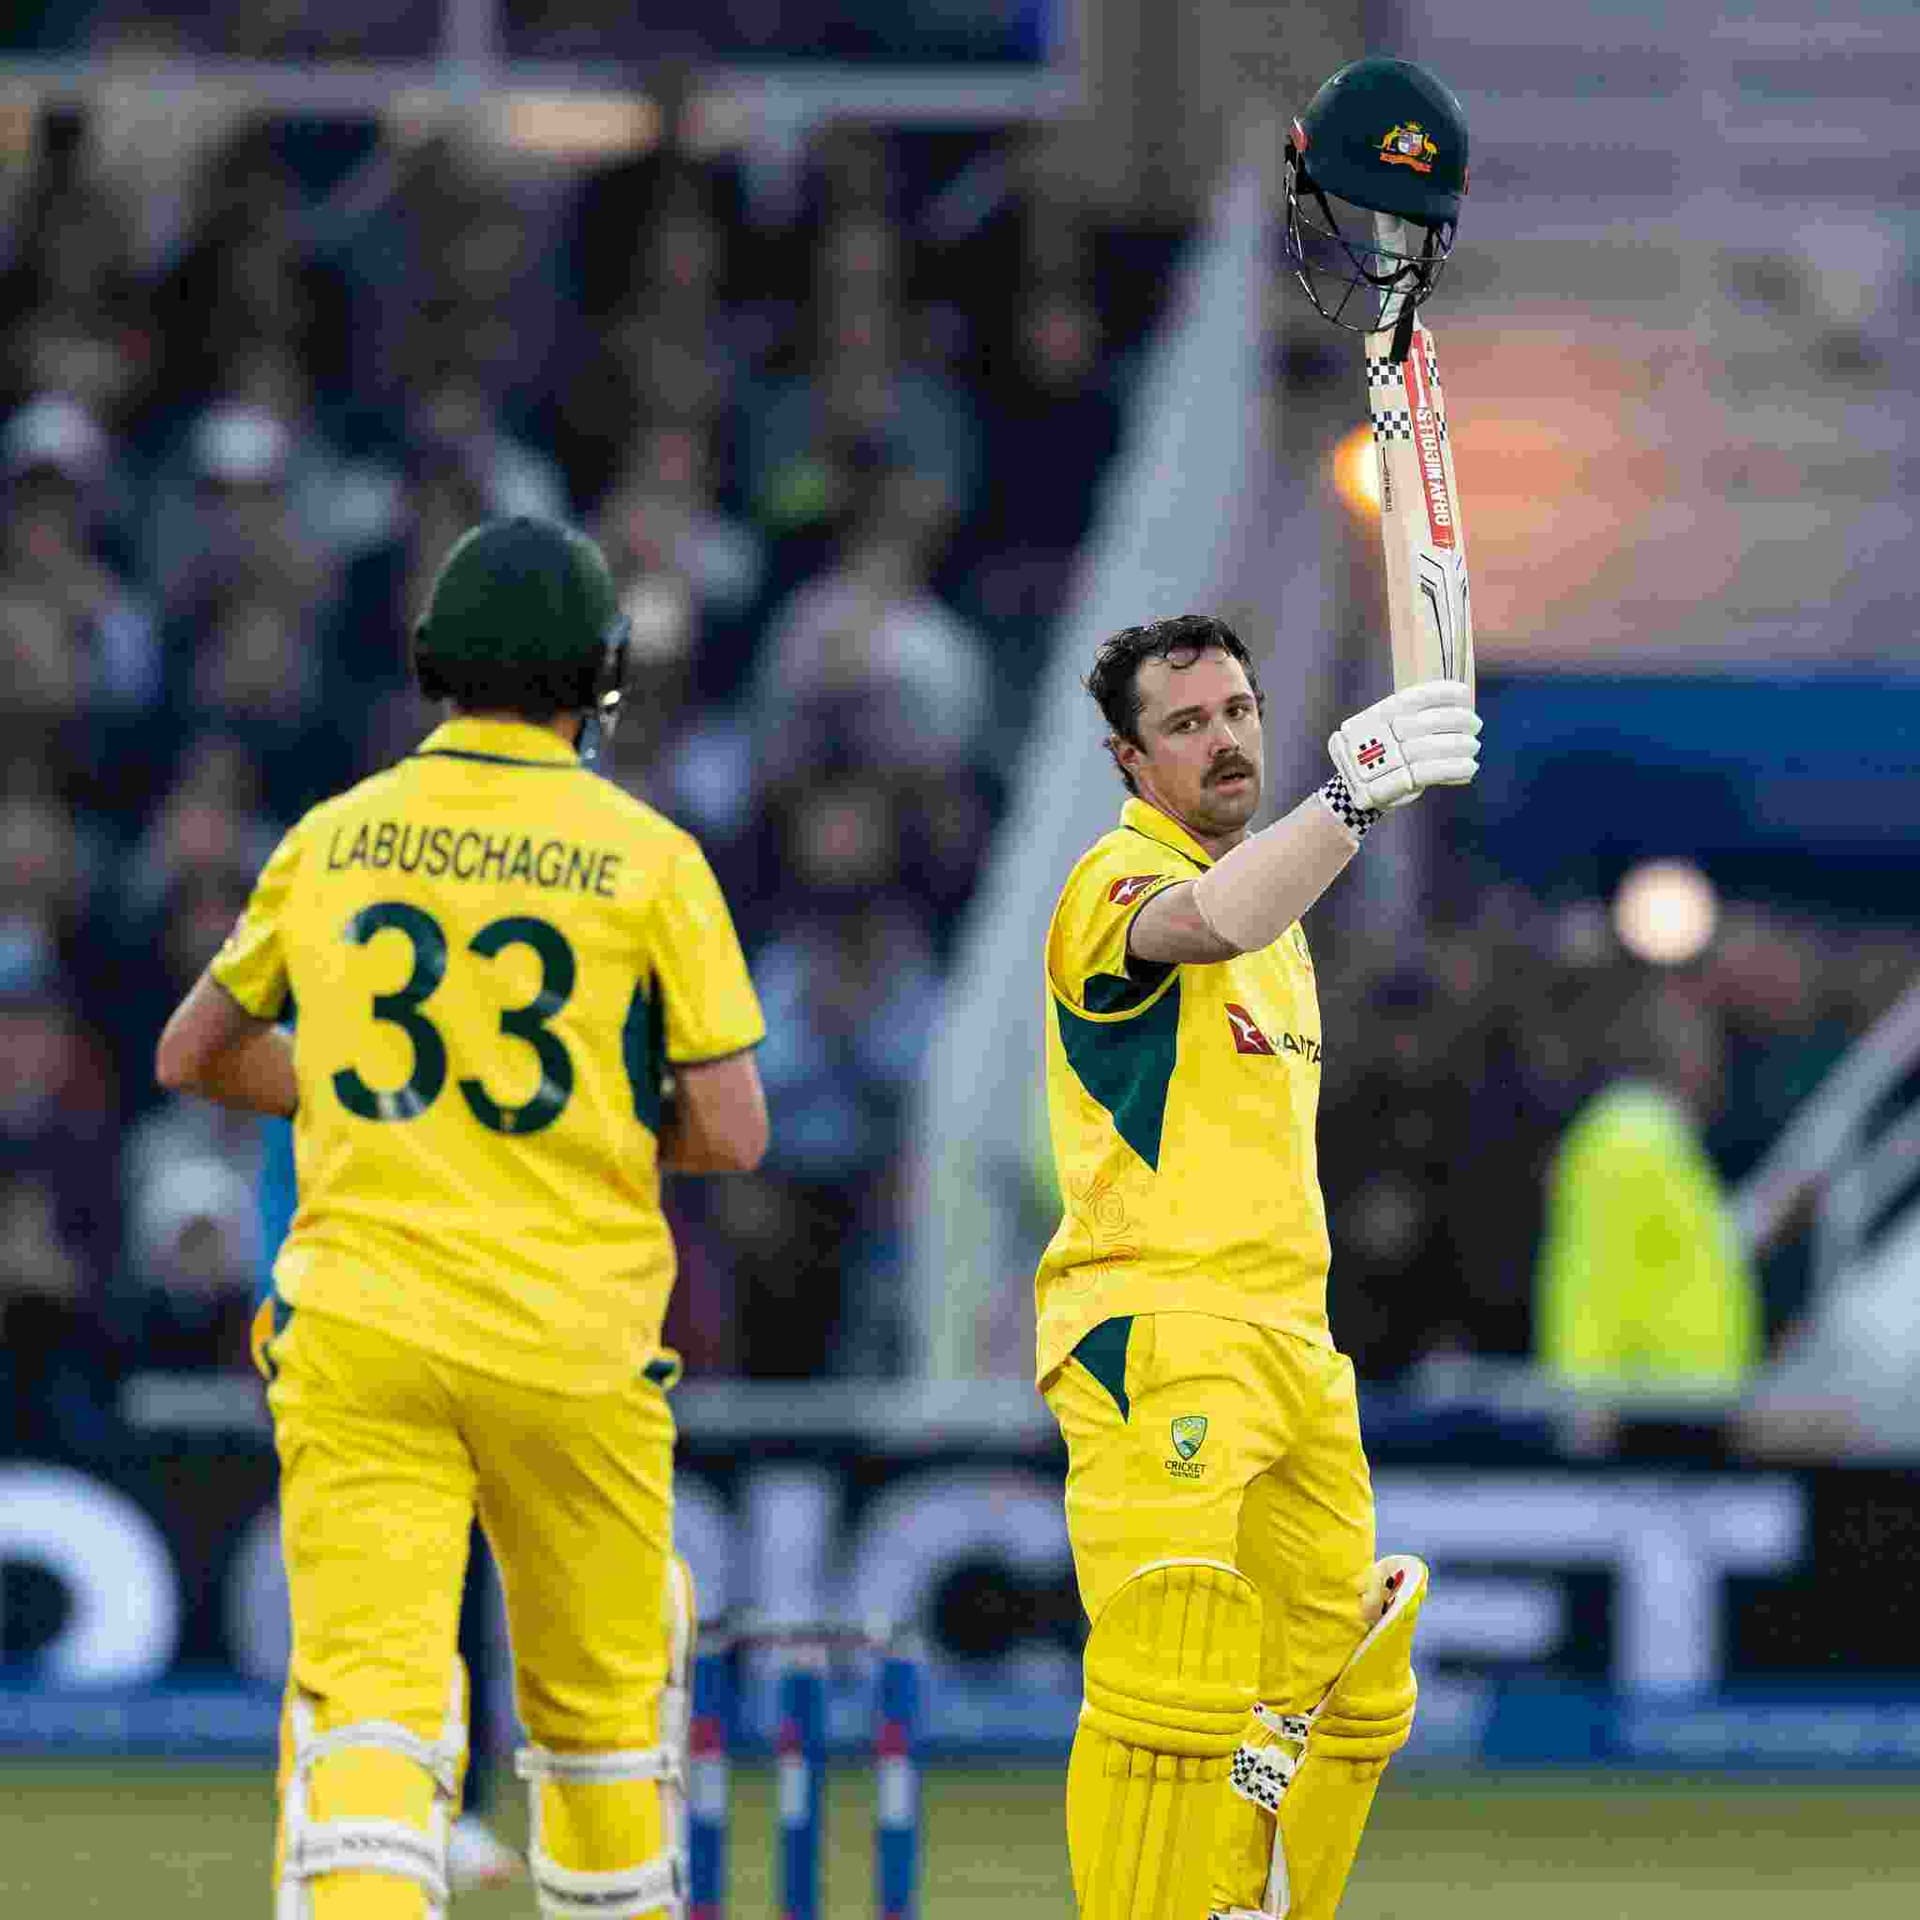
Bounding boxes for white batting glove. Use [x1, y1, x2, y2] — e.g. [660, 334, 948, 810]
[1326, 680, 1481, 813]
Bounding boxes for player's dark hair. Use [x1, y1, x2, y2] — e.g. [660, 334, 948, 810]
[1085, 614, 1263, 793]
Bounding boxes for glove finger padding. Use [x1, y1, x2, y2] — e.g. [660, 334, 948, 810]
[1403, 730, 1481, 788]
[1391, 704, 1481, 742]
[1330, 681, 1481, 812]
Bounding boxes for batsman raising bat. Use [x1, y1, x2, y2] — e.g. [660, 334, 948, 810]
[1036, 57, 1474, 1920]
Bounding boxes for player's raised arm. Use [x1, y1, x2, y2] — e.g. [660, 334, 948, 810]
[1092, 617, 1478, 965]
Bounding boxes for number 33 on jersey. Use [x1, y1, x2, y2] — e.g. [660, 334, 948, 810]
[210, 716, 765, 1393]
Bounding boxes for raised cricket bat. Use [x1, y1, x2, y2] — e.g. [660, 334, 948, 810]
[1365, 214, 1473, 701]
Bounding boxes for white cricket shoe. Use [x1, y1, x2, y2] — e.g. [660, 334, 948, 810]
[448, 1813, 524, 1891]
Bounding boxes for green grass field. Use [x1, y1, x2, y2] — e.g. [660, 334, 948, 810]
[4, 1762, 1917, 1916]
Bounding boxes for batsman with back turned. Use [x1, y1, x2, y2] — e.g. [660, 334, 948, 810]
[157, 518, 768, 1920]
[1037, 58, 1476, 1920]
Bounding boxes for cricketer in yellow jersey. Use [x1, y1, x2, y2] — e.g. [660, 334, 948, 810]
[1036, 614, 1481, 1920]
[157, 518, 768, 1920]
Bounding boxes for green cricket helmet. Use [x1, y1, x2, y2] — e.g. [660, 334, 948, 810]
[412, 517, 630, 757]
[1283, 56, 1470, 335]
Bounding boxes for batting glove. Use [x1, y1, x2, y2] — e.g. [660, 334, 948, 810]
[1326, 680, 1481, 813]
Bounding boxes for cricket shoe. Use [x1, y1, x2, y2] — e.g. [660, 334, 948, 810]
[448, 1813, 524, 1891]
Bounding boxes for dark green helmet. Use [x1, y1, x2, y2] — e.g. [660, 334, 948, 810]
[1283, 56, 1470, 338]
[412, 517, 630, 752]
[1293, 56, 1468, 228]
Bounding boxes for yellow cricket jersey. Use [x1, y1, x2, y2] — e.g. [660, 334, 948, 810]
[1034, 797, 1333, 1383]
[210, 716, 764, 1394]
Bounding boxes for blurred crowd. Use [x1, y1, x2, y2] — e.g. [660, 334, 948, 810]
[0, 90, 1147, 1444]
[1, 84, 1912, 1462]
[1312, 885, 1914, 1385]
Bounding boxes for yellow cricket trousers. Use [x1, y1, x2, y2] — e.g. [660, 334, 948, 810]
[262, 1302, 677, 1918]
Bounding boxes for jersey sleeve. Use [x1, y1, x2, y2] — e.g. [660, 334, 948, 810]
[1045, 844, 1186, 1019]
[209, 824, 303, 1020]
[646, 834, 766, 1064]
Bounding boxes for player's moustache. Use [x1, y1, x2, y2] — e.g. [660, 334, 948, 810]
[1207, 755, 1256, 786]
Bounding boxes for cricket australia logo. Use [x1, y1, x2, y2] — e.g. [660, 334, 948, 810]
[1167, 1414, 1209, 1478]
[1379, 121, 1437, 173]
[1107, 874, 1163, 906]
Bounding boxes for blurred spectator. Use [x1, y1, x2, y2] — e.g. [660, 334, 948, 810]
[1319, 965, 1475, 1377]
[0, 105, 151, 431]
[745, 782, 941, 1372]
[156, 399, 329, 612]
[957, 283, 1121, 643]
[747, 465, 992, 782]
[144, 342, 402, 591]
[0, 988, 119, 1288]
[115, 1155, 261, 1372]
[741, 137, 983, 542]
[0, 786, 97, 1006]
[0, 1170, 120, 1454]
[121, 737, 281, 929]
[590, 422, 765, 709]
[1533, 979, 1763, 1406]
[554, 158, 740, 512]
[144, 115, 349, 426]
[0, 393, 161, 737]
[336, 133, 564, 432]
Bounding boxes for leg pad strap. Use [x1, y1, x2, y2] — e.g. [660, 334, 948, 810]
[517, 1554, 696, 1920]
[280, 1668, 466, 1918]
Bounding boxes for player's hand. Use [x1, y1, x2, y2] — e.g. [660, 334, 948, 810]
[1326, 680, 1480, 813]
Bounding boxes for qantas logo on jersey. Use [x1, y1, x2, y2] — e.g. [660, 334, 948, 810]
[1226, 1005, 1321, 1063]
[1107, 874, 1165, 906]
[1226, 1004, 1276, 1054]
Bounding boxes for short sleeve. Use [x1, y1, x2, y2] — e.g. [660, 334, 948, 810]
[646, 835, 765, 1064]
[209, 826, 302, 1020]
[1045, 850, 1185, 1019]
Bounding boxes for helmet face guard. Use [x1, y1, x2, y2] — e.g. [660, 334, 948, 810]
[1283, 144, 1454, 335]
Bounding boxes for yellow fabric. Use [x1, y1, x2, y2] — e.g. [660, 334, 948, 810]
[212, 716, 764, 1394]
[1044, 1313, 1375, 1710]
[1536, 1079, 1761, 1392]
[266, 1306, 675, 1915]
[1069, 1558, 1261, 1920]
[1270, 1756, 1385, 1920]
[1034, 798, 1332, 1384]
